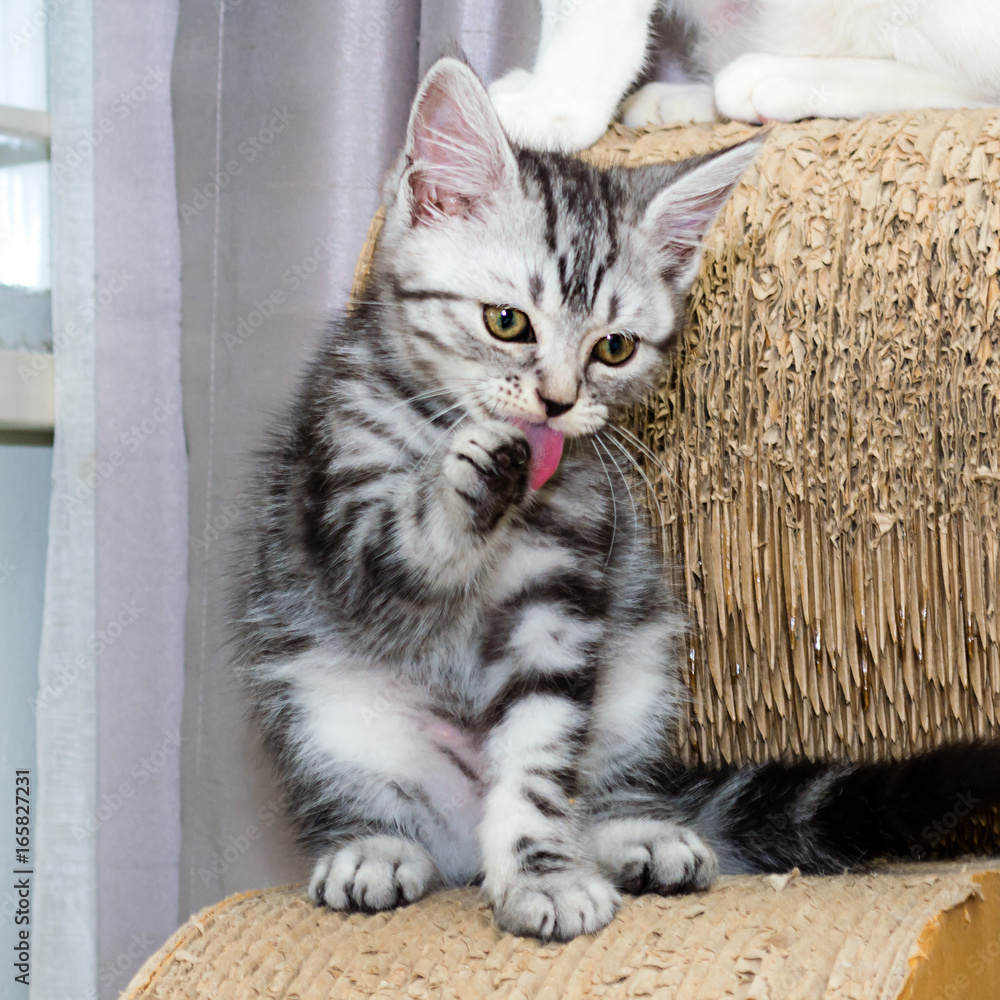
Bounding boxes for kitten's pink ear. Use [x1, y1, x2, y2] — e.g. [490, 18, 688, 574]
[404, 58, 517, 225]
[641, 136, 763, 289]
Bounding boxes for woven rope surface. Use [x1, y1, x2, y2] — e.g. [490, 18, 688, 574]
[122, 865, 998, 999]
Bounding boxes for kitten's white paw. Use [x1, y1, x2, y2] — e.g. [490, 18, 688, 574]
[591, 818, 718, 894]
[622, 82, 717, 127]
[491, 867, 621, 941]
[309, 835, 439, 912]
[489, 71, 611, 152]
[714, 53, 826, 123]
[445, 421, 530, 532]
[488, 67, 533, 100]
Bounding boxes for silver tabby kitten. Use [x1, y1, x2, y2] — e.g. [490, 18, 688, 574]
[232, 58, 1000, 941]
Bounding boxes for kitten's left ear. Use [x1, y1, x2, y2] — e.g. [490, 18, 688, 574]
[403, 58, 518, 225]
[641, 136, 764, 290]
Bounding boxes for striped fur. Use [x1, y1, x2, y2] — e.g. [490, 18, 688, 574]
[232, 59, 1000, 941]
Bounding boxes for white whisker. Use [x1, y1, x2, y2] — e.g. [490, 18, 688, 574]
[590, 438, 618, 568]
[596, 434, 639, 544]
[607, 423, 693, 506]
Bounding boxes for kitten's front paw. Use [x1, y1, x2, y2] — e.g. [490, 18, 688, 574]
[591, 818, 718, 895]
[309, 835, 439, 912]
[489, 71, 611, 152]
[621, 82, 717, 127]
[445, 421, 530, 533]
[491, 867, 620, 941]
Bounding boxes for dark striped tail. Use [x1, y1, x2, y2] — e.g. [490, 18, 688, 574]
[667, 741, 1000, 875]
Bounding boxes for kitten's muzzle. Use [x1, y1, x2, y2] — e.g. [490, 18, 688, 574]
[537, 392, 574, 418]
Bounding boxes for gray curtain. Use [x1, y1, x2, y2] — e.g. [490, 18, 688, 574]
[172, 0, 539, 929]
[35, 4, 186, 1000]
[94, 2, 186, 995]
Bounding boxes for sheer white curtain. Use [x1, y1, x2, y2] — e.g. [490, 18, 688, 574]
[34, 3, 185, 1000]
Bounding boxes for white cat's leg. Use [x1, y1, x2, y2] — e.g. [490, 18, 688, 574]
[621, 81, 717, 127]
[583, 616, 719, 895]
[714, 53, 990, 123]
[481, 694, 620, 940]
[489, 0, 658, 151]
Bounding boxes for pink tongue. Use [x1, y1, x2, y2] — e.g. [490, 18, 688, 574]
[512, 419, 565, 490]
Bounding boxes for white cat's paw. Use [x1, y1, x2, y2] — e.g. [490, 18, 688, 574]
[489, 71, 610, 152]
[622, 82, 717, 127]
[491, 867, 621, 941]
[488, 67, 534, 100]
[444, 421, 530, 532]
[309, 835, 439, 912]
[714, 53, 826, 123]
[591, 818, 719, 894]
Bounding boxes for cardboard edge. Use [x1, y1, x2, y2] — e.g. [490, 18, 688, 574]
[897, 869, 1000, 1000]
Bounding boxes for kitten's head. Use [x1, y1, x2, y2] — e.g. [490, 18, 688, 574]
[373, 58, 759, 443]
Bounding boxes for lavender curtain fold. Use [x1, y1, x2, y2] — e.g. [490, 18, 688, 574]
[93, 3, 187, 996]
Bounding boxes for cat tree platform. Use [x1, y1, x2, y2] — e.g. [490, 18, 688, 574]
[124, 865, 1000, 999]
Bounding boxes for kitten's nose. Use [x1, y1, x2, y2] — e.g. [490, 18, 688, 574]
[537, 392, 574, 418]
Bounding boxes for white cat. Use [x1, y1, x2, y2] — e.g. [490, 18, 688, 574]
[490, 0, 1000, 151]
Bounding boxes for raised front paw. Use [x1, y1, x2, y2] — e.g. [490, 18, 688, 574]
[445, 421, 529, 533]
[491, 867, 621, 941]
[591, 818, 718, 895]
[309, 835, 439, 912]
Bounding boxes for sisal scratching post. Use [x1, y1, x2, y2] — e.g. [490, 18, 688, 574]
[134, 115, 1000, 997]
[124, 865, 1000, 999]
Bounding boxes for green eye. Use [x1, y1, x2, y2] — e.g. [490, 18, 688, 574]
[593, 332, 637, 366]
[483, 305, 534, 343]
